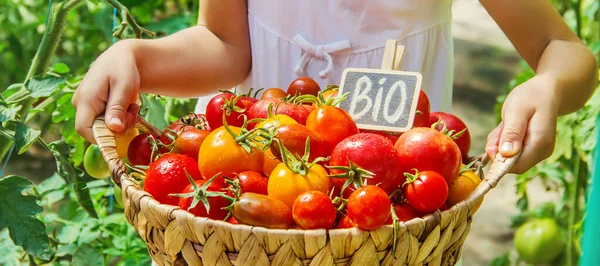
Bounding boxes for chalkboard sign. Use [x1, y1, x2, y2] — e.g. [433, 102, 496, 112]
[337, 68, 422, 132]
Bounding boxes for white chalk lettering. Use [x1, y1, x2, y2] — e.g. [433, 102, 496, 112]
[348, 76, 373, 120]
[383, 80, 407, 124]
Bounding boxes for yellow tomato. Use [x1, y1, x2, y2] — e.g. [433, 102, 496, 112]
[262, 148, 281, 177]
[116, 127, 139, 159]
[447, 165, 483, 213]
[253, 114, 297, 148]
[268, 163, 331, 208]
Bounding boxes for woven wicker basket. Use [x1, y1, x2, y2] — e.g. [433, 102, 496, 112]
[92, 116, 520, 266]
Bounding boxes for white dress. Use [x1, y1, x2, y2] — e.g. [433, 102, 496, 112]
[195, 0, 455, 114]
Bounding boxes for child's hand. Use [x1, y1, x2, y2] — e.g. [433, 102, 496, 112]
[485, 74, 560, 174]
[72, 40, 141, 143]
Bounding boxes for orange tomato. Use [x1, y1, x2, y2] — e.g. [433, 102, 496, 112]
[268, 162, 331, 208]
[262, 148, 281, 176]
[261, 88, 287, 100]
[198, 126, 264, 186]
[447, 165, 483, 213]
[116, 127, 139, 159]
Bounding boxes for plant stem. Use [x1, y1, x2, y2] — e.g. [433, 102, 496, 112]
[573, 0, 582, 38]
[566, 155, 586, 266]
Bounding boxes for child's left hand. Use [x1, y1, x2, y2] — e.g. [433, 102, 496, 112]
[485, 74, 560, 174]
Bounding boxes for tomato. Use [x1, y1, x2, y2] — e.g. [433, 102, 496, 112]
[329, 133, 405, 196]
[386, 202, 421, 224]
[83, 144, 110, 179]
[144, 153, 203, 206]
[205, 93, 247, 129]
[226, 216, 239, 224]
[262, 148, 282, 177]
[113, 184, 123, 207]
[359, 129, 401, 145]
[268, 162, 331, 208]
[237, 171, 268, 195]
[160, 113, 211, 145]
[292, 191, 336, 229]
[447, 166, 482, 213]
[173, 129, 210, 159]
[347, 185, 390, 230]
[247, 98, 313, 128]
[232, 192, 294, 229]
[336, 215, 356, 229]
[270, 124, 330, 162]
[127, 133, 159, 166]
[287, 77, 321, 96]
[261, 88, 287, 99]
[394, 127, 462, 183]
[176, 178, 231, 220]
[404, 170, 449, 214]
[254, 114, 298, 149]
[198, 125, 264, 186]
[306, 106, 359, 153]
[413, 90, 431, 127]
[514, 218, 565, 264]
[429, 112, 472, 161]
[116, 127, 139, 159]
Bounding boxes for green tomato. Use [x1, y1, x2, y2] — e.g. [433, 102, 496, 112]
[83, 144, 110, 179]
[514, 218, 566, 264]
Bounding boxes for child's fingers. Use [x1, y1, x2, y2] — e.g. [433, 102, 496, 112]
[498, 107, 533, 157]
[75, 102, 102, 144]
[485, 122, 503, 160]
[507, 112, 556, 174]
[105, 79, 138, 133]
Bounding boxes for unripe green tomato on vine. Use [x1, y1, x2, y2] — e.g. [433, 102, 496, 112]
[83, 144, 110, 179]
[514, 218, 566, 264]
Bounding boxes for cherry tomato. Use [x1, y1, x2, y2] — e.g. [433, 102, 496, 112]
[247, 98, 313, 128]
[287, 77, 321, 96]
[261, 88, 287, 99]
[205, 93, 247, 129]
[232, 192, 294, 229]
[447, 165, 483, 213]
[306, 106, 359, 154]
[144, 153, 203, 206]
[268, 162, 331, 208]
[177, 179, 231, 220]
[386, 203, 421, 224]
[292, 191, 336, 229]
[404, 170, 449, 214]
[329, 133, 405, 196]
[270, 124, 330, 162]
[359, 129, 401, 145]
[429, 112, 472, 161]
[127, 132, 160, 166]
[160, 113, 211, 145]
[347, 185, 390, 230]
[394, 127, 462, 183]
[413, 90, 431, 127]
[237, 171, 268, 195]
[227, 216, 239, 224]
[83, 144, 110, 179]
[253, 114, 298, 149]
[116, 127, 139, 159]
[198, 126, 264, 186]
[336, 215, 356, 229]
[173, 129, 210, 159]
[262, 148, 282, 177]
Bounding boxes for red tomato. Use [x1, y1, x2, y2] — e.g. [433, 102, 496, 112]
[227, 216, 239, 224]
[385, 202, 421, 224]
[306, 106, 359, 154]
[428, 112, 472, 161]
[232, 192, 294, 229]
[413, 90, 431, 127]
[287, 77, 321, 96]
[292, 191, 336, 229]
[173, 129, 210, 159]
[347, 185, 391, 230]
[394, 127, 462, 183]
[359, 129, 401, 145]
[329, 133, 405, 196]
[237, 171, 268, 195]
[336, 215, 356, 229]
[261, 88, 287, 99]
[160, 114, 211, 145]
[144, 154, 203, 206]
[177, 179, 231, 220]
[404, 170, 449, 213]
[270, 124, 330, 162]
[206, 93, 247, 129]
[247, 98, 313, 128]
[127, 133, 159, 166]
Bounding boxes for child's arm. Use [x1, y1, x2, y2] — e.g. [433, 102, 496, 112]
[72, 0, 250, 142]
[481, 0, 599, 173]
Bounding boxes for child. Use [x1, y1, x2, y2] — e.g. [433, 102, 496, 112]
[72, 0, 598, 175]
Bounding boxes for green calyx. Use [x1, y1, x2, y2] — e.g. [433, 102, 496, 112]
[221, 94, 246, 116]
[431, 119, 466, 140]
[402, 168, 421, 187]
[460, 160, 478, 174]
[327, 158, 375, 195]
[293, 91, 349, 107]
[168, 172, 231, 215]
[221, 113, 275, 153]
[274, 137, 329, 176]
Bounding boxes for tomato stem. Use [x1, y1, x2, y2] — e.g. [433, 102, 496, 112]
[402, 169, 420, 186]
[327, 158, 375, 195]
[168, 172, 224, 214]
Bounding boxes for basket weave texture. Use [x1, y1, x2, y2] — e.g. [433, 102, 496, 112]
[92, 116, 519, 266]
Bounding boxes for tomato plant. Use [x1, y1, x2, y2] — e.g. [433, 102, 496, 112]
[232, 192, 294, 229]
[403, 170, 448, 214]
[346, 185, 391, 230]
[292, 191, 337, 229]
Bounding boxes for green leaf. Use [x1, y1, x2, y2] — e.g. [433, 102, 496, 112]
[142, 94, 168, 129]
[27, 76, 66, 98]
[546, 114, 575, 163]
[52, 63, 70, 74]
[2, 83, 23, 98]
[61, 119, 86, 166]
[489, 253, 511, 266]
[0, 105, 21, 122]
[52, 93, 74, 123]
[57, 223, 82, 244]
[0, 230, 26, 266]
[48, 140, 98, 219]
[14, 122, 40, 154]
[37, 172, 67, 206]
[71, 244, 104, 266]
[0, 175, 53, 260]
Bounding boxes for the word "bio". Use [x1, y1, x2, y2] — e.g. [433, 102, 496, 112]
[348, 76, 407, 124]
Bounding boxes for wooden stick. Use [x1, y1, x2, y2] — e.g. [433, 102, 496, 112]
[381, 40, 405, 71]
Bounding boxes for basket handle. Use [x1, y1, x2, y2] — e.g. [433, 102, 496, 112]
[463, 150, 522, 215]
[92, 116, 161, 186]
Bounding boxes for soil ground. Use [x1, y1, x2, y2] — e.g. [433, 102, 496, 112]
[1, 1, 562, 265]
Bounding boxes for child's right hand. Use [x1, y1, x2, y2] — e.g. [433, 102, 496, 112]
[72, 40, 142, 143]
